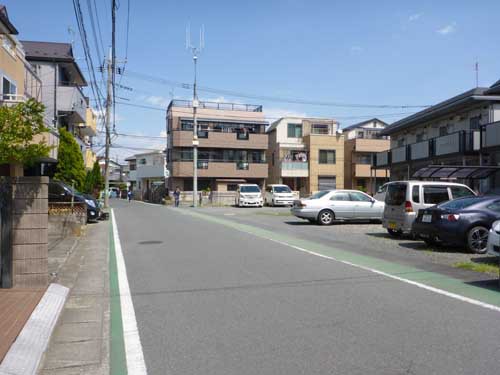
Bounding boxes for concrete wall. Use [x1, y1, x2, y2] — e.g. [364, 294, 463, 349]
[9, 177, 48, 289]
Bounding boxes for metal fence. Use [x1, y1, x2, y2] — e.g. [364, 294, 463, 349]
[48, 202, 87, 219]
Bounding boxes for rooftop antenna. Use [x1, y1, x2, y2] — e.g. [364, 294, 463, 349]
[474, 59, 479, 88]
[186, 23, 205, 207]
[67, 27, 76, 50]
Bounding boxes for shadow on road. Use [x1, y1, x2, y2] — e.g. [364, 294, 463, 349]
[465, 278, 500, 292]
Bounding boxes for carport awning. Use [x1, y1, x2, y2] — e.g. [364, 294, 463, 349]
[412, 165, 500, 179]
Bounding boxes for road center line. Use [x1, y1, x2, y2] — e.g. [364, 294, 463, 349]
[172, 207, 500, 313]
[111, 209, 148, 375]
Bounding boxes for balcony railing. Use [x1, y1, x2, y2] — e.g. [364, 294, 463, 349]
[0, 94, 26, 106]
[281, 161, 308, 170]
[56, 85, 87, 123]
[482, 121, 500, 148]
[169, 99, 262, 112]
[373, 130, 482, 168]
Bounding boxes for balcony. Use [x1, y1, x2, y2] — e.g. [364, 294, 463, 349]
[136, 165, 165, 179]
[482, 121, 500, 148]
[172, 130, 267, 149]
[171, 161, 268, 178]
[79, 108, 97, 137]
[410, 140, 430, 160]
[281, 161, 309, 177]
[354, 164, 388, 178]
[56, 85, 87, 123]
[353, 138, 390, 153]
[0, 94, 26, 107]
[391, 145, 408, 164]
[374, 151, 390, 167]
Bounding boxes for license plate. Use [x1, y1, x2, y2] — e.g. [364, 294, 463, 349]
[422, 214, 432, 223]
[388, 222, 397, 229]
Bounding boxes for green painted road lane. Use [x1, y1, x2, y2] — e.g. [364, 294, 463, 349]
[109, 215, 127, 375]
[175, 207, 500, 310]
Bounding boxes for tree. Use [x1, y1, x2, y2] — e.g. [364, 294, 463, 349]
[54, 128, 86, 191]
[83, 160, 104, 196]
[0, 99, 51, 171]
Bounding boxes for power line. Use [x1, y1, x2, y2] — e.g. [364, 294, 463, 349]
[122, 69, 432, 109]
[85, 0, 104, 64]
[114, 100, 417, 121]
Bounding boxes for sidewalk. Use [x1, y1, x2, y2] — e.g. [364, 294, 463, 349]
[38, 220, 110, 374]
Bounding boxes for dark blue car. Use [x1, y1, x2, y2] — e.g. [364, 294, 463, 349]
[412, 196, 500, 253]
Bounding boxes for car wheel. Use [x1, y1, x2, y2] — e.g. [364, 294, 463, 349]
[387, 228, 402, 237]
[318, 209, 335, 225]
[467, 225, 489, 254]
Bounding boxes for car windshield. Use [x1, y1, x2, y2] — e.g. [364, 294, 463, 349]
[241, 185, 260, 193]
[438, 197, 481, 211]
[274, 186, 291, 193]
[385, 184, 407, 205]
[308, 191, 330, 200]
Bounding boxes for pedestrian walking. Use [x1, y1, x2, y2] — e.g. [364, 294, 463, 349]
[127, 189, 132, 202]
[173, 186, 181, 207]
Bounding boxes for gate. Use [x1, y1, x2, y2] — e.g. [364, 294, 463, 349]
[0, 178, 13, 288]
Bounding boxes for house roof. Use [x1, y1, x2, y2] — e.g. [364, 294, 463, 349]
[485, 78, 500, 95]
[342, 118, 388, 132]
[380, 87, 500, 136]
[21, 40, 87, 85]
[0, 5, 18, 35]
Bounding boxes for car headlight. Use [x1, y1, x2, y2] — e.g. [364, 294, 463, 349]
[85, 199, 96, 208]
[493, 221, 500, 234]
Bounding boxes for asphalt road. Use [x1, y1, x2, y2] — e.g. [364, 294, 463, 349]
[113, 200, 500, 375]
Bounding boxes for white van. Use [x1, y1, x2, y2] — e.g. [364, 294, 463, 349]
[382, 180, 475, 236]
[235, 184, 264, 207]
[264, 184, 295, 206]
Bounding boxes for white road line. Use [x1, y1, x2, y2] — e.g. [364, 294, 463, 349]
[111, 209, 148, 375]
[265, 238, 500, 313]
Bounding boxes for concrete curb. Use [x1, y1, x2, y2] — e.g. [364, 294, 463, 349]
[0, 284, 69, 375]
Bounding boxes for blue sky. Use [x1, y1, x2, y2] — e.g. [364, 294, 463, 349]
[5, 0, 500, 161]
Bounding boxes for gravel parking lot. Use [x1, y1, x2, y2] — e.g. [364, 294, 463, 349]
[195, 205, 500, 280]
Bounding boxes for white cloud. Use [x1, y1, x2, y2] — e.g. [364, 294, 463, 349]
[265, 107, 307, 123]
[437, 22, 457, 35]
[145, 95, 170, 107]
[350, 46, 363, 53]
[159, 130, 167, 137]
[408, 13, 423, 22]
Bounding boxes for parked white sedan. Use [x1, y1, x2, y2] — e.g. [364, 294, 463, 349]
[487, 220, 500, 256]
[291, 190, 384, 225]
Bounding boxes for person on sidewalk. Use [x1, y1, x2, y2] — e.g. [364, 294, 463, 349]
[127, 189, 132, 202]
[173, 187, 181, 207]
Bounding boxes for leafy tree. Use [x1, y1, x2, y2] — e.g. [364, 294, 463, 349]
[83, 160, 104, 195]
[0, 99, 51, 168]
[54, 128, 86, 191]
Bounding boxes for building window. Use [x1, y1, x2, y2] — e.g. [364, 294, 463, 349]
[287, 123, 302, 138]
[397, 138, 405, 147]
[311, 124, 329, 135]
[470, 116, 481, 130]
[357, 131, 364, 138]
[197, 161, 209, 169]
[416, 133, 424, 142]
[319, 150, 336, 164]
[236, 162, 249, 170]
[318, 176, 336, 190]
[2, 77, 17, 100]
[439, 126, 447, 136]
[227, 184, 238, 191]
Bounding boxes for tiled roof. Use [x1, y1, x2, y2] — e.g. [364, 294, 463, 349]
[21, 41, 74, 61]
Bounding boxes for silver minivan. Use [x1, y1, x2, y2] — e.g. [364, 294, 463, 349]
[382, 181, 475, 236]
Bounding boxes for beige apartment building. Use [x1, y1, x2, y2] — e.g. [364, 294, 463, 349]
[166, 100, 268, 192]
[343, 118, 390, 194]
[267, 117, 344, 196]
[0, 5, 58, 176]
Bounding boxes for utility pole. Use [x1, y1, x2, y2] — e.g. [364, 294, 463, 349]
[103, 0, 116, 208]
[186, 25, 204, 207]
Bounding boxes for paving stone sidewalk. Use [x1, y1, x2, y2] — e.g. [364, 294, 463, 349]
[38, 221, 110, 375]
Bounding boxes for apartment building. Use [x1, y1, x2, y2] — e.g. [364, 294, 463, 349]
[21, 40, 94, 174]
[373, 81, 500, 192]
[166, 100, 268, 192]
[0, 5, 58, 176]
[267, 117, 344, 196]
[343, 118, 390, 194]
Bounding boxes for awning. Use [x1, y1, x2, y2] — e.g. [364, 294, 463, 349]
[412, 165, 500, 180]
